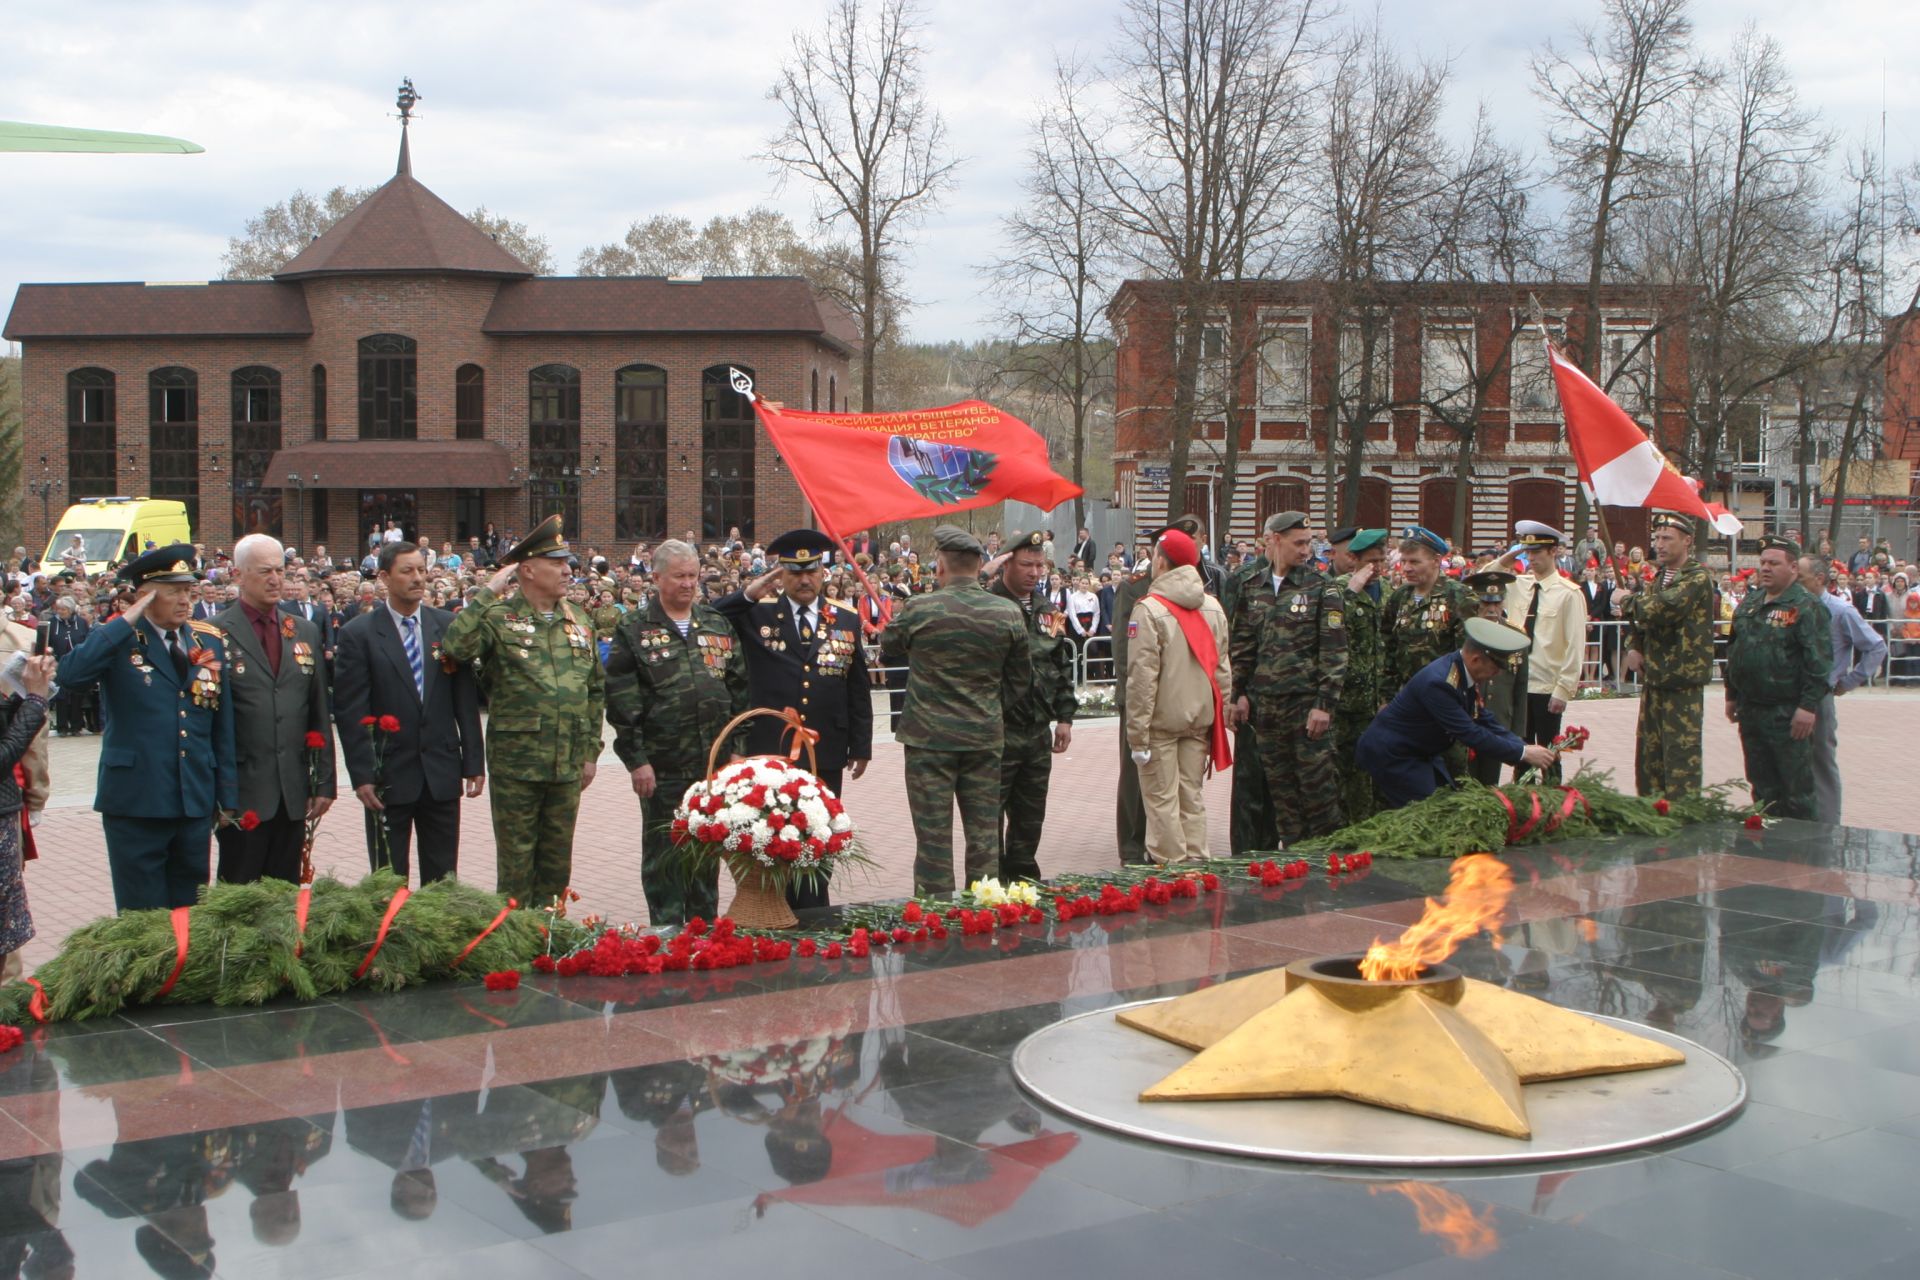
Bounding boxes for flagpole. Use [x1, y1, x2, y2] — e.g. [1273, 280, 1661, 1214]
[1529, 294, 1619, 571]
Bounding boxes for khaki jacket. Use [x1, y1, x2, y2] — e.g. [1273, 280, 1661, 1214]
[0, 621, 47, 813]
[1506, 571, 1588, 703]
[1125, 565, 1231, 750]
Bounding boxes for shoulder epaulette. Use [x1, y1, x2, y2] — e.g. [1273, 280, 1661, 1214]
[188, 619, 223, 637]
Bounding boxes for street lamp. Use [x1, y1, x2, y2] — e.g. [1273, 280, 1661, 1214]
[287, 473, 307, 555]
[28, 457, 63, 547]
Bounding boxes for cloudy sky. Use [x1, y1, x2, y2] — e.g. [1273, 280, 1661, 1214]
[2, 0, 1914, 343]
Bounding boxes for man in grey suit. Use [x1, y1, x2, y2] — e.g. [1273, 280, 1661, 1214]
[333, 542, 485, 883]
[214, 534, 336, 884]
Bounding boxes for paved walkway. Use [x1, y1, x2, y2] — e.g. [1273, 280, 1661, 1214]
[16, 688, 1915, 968]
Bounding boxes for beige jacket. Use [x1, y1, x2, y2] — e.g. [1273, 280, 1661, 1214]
[1124, 565, 1231, 750]
[0, 620, 48, 813]
[1505, 570, 1588, 703]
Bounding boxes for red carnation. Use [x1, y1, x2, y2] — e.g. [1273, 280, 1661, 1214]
[823, 942, 843, 960]
[360, 715, 377, 726]
[902, 902, 923, 923]
[0, 1025, 22, 1055]
[531, 955, 556, 973]
[304, 731, 327, 750]
[378, 714, 402, 734]
[1653, 799, 1670, 816]
[238, 810, 261, 832]
[1744, 814, 1764, 830]
[483, 970, 521, 991]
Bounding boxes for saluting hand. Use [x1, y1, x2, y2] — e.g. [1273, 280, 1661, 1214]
[745, 569, 780, 602]
[487, 564, 517, 594]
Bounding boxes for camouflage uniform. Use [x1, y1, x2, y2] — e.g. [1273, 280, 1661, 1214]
[602, 599, 749, 926]
[1110, 568, 1154, 864]
[989, 580, 1076, 883]
[1382, 576, 1472, 779]
[1333, 571, 1384, 818]
[879, 577, 1030, 895]
[1220, 557, 1278, 852]
[1725, 581, 1831, 820]
[590, 604, 623, 643]
[1619, 559, 1715, 798]
[441, 586, 606, 907]
[1230, 563, 1348, 844]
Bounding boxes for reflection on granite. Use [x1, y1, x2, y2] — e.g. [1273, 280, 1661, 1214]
[2, 819, 1920, 1277]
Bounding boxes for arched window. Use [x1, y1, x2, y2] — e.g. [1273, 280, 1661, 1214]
[1508, 477, 1564, 530]
[358, 334, 416, 439]
[811, 368, 820, 412]
[1257, 476, 1308, 531]
[828, 374, 837, 413]
[614, 364, 668, 541]
[66, 368, 116, 501]
[1418, 476, 1458, 547]
[702, 365, 755, 541]
[148, 367, 199, 531]
[1355, 475, 1392, 529]
[529, 364, 582, 536]
[311, 364, 328, 440]
[455, 364, 485, 439]
[231, 366, 282, 539]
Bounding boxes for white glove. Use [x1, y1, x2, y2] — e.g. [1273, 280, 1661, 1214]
[1130, 750, 1152, 765]
[28, 811, 41, 828]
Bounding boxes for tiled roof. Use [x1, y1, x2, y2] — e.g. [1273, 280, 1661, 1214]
[273, 172, 533, 280]
[483, 276, 861, 353]
[3, 282, 312, 340]
[267, 440, 514, 489]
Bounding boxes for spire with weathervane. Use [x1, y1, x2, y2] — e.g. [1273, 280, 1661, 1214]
[396, 77, 419, 177]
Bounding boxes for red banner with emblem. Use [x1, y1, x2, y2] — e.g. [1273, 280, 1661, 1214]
[738, 370, 1082, 540]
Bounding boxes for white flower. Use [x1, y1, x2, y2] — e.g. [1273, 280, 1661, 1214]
[1005, 881, 1040, 907]
[970, 877, 1008, 906]
[830, 813, 853, 834]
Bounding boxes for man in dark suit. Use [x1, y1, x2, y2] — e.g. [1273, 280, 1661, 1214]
[333, 541, 485, 883]
[190, 581, 223, 622]
[56, 546, 237, 910]
[1070, 527, 1097, 571]
[36, 596, 90, 734]
[1580, 566, 1615, 679]
[214, 534, 336, 884]
[278, 573, 336, 660]
[714, 529, 873, 910]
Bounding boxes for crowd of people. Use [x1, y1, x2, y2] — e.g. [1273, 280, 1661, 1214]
[0, 503, 1904, 983]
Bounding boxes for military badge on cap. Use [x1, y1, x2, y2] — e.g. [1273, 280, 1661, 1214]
[767, 528, 837, 570]
[120, 544, 200, 586]
[1464, 568, 1516, 605]
[1514, 519, 1566, 548]
[1760, 534, 1802, 560]
[1650, 511, 1694, 533]
[500, 514, 571, 565]
[1007, 529, 1047, 551]
[1263, 510, 1309, 535]
[1400, 525, 1449, 556]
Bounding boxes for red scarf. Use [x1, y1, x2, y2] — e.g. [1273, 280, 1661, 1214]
[1148, 593, 1233, 771]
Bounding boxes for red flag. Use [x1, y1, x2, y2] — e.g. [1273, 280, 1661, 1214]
[1547, 344, 1741, 534]
[737, 370, 1082, 539]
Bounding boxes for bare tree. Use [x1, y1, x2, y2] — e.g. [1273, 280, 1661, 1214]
[222, 185, 554, 277]
[1533, 0, 1705, 537]
[1084, 0, 1319, 527]
[764, 0, 959, 410]
[988, 62, 1120, 531]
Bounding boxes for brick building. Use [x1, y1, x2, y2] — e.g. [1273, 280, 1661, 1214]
[1109, 280, 1693, 552]
[4, 127, 856, 558]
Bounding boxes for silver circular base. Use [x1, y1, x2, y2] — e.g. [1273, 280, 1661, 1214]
[1011, 998, 1746, 1168]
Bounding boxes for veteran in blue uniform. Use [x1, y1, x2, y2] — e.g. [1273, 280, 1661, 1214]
[714, 529, 873, 910]
[1355, 617, 1554, 809]
[57, 545, 237, 911]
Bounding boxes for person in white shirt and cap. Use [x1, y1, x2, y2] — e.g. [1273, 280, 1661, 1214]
[1497, 520, 1587, 781]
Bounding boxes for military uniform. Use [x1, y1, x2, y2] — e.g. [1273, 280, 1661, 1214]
[1503, 523, 1587, 783]
[1330, 529, 1389, 821]
[441, 517, 606, 907]
[990, 533, 1076, 882]
[1229, 550, 1348, 845]
[1619, 524, 1715, 798]
[1110, 564, 1155, 864]
[590, 603, 623, 644]
[878, 527, 1030, 895]
[1725, 548, 1831, 821]
[1220, 554, 1278, 851]
[1381, 575, 1472, 689]
[1463, 569, 1526, 788]
[1356, 620, 1532, 809]
[55, 546, 237, 911]
[713, 528, 871, 910]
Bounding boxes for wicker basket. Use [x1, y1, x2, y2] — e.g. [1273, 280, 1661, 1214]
[704, 708, 824, 932]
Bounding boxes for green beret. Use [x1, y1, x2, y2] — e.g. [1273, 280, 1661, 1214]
[1349, 529, 1387, 554]
[933, 524, 985, 556]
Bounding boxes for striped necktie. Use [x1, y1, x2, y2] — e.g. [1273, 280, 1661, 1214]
[401, 614, 424, 699]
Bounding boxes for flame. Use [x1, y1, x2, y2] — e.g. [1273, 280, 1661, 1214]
[1370, 1182, 1501, 1259]
[1359, 854, 1513, 982]
[1576, 917, 1599, 943]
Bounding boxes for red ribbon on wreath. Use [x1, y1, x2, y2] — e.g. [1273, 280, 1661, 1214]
[153, 907, 193, 998]
[25, 977, 48, 1023]
[354, 887, 412, 979]
[294, 886, 312, 958]
[453, 898, 517, 968]
[1493, 789, 1544, 844]
[1543, 787, 1590, 835]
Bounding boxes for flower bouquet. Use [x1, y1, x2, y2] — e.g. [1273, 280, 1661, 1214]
[670, 708, 867, 929]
